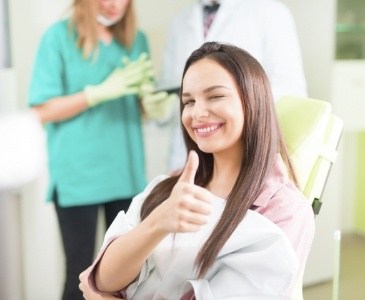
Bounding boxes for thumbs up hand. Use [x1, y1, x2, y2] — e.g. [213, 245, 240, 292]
[151, 151, 213, 234]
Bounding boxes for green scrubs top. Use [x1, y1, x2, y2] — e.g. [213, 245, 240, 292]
[29, 19, 148, 207]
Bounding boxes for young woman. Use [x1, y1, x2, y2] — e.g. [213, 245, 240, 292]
[28, 0, 153, 299]
[79, 42, 315, 299]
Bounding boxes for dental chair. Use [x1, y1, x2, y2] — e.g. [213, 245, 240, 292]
[276, 96, 344, 299]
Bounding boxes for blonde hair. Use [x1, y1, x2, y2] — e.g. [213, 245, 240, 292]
[71, 0, 136, 57]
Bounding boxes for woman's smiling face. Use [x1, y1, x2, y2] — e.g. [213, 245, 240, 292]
[181, 58, 244, 156]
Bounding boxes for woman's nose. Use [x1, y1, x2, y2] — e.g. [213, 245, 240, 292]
[192, 101, 209, 119]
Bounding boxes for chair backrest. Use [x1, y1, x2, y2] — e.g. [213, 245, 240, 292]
[276, 96, 343, 215]
[276, 96, 343, 300]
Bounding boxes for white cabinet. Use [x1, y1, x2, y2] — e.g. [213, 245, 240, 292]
[332, 62, 365, 131]
[332, 61, 365, 235]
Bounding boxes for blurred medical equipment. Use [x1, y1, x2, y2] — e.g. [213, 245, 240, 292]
[276, 96, 344, 299]
[0, 110, 47, 190]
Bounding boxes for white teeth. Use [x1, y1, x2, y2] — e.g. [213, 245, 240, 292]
[197, 125, 219, 133]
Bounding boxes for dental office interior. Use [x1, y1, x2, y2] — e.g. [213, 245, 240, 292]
[1, 0, 365, 299]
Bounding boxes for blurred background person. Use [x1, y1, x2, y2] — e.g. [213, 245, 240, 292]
[159, 0, 307, 172]
[28, 0, 153, 299]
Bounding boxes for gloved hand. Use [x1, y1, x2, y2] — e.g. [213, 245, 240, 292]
[141, 91, 178, 122]
[84, 53, 153, 107]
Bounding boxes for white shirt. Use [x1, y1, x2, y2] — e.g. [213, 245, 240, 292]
[90, 175, 298, 299]
[159, 0, 307, 171]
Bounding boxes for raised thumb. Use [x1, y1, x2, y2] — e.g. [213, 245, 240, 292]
[178, 150, 199, 184]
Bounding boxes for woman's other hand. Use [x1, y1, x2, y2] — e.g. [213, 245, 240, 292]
[79, 267, 124, 300]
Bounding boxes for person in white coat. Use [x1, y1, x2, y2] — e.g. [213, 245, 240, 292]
[160, 0, 307, 171]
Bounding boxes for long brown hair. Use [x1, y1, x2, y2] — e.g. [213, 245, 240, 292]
[70, 0, 136, 57]
[141, 42, 297, 277]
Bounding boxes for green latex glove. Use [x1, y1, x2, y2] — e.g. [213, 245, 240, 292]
[142, 91, 178, 122]
[84, 53, 153, 107]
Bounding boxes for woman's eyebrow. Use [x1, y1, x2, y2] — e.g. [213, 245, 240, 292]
[203, 85, 229, 93]
[181, 92, 191, 98]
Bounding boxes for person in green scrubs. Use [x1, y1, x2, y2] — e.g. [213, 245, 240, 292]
[28, 1, 152, 299]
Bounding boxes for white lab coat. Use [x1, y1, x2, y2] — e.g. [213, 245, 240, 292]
[159, 0, 307, 171]
[89, 175, 299, 300]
